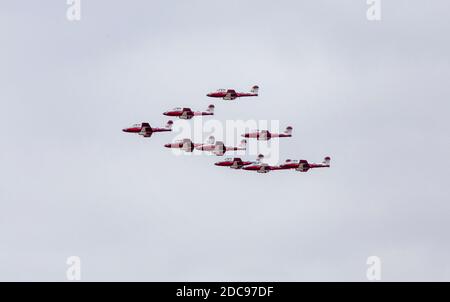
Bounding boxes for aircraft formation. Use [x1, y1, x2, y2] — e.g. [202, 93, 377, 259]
[122, 85, 331, 174]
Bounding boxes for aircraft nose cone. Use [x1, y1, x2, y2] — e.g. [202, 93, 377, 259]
[164, 144, 171, 148]
[122, 128, 128, 132]
[214, 162, 220, 166]
[207, 93, 211, 97]
[163, 112, 168, 116]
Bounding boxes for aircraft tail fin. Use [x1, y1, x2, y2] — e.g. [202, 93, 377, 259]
[206, 104, 215, 114]
[284, 126, 293, 135]
[251, 85, 259, 95]
[323, 156, 331, 166]
[256, 154, 264, 163]
[239, 139, 247, 148]
[165, 120, 174, 129]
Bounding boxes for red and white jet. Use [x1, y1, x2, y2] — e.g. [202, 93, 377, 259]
[242, 155, 285, 173]
[214, 154, 264, 169]
[163, 105, 215, 120]
[242, 126, 293, 141]
[164, 136, 215, 153]
[279, 157, 331, 172]
[207, 85, 259, 100]
[122, 120, 173, 138]
[243, 156, 331, 174]
[196, 137, 247, 156]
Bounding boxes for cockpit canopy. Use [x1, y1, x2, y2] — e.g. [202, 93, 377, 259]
[285, 159, 299, 163]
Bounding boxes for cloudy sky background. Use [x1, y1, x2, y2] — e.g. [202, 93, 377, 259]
[1, 0, 449, 281]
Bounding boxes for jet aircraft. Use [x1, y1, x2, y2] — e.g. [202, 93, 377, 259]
[122, 121, 173, 138]
[207, 85, 259, 100]
[242, 126, 293, 141]
[163, 105, 214, 120]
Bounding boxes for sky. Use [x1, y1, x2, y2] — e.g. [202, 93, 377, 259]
[0, 0, 449, 281]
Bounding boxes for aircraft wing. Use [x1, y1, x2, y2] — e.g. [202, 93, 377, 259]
[296, 160, 310, 172]
[181, 139, 194, 152]
[225, 89, 237, 100]
[181, 111, 190, 119]
[231, 160, 243, 169]
[138, 123, 151, 137]
[215, 141, 225, 148]
[213, 142, 226, 155]
[140, 128, 152, 137]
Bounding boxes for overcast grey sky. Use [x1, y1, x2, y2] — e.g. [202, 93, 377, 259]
[1, 0, 449, 281]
